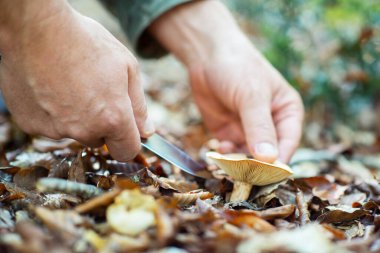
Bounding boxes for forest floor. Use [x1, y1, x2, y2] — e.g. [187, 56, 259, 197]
[1, 1, 380, 253]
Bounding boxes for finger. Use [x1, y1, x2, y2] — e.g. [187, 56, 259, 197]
[218, 140, 236, 154]
[104, 98, 141, 162]
[75, 137, 104, 148]
[128, 64, 155, 138]
[239, 96, 278, 163]
[213, 120, 245, 145]
[275, 100, 304, 163]
[49, 119, 105, 148]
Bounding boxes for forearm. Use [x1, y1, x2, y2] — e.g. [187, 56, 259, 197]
[0, 0, 71, 52]
[148, 1, 250, 67]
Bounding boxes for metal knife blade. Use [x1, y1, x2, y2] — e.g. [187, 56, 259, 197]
[141, 133, 212, 179]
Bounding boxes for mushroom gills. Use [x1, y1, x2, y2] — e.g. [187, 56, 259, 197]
[206, 152, 293, 201]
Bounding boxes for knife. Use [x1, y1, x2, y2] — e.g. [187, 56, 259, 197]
[141, 133, 212, 179]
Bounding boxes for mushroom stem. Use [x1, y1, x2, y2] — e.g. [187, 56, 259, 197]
[230, 181, 253, 201]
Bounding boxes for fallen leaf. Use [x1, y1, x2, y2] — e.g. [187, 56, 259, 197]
[36, 178, 103, 199]
[312, 183, 348, 204]
[256, 204, 296, 220]
[222, 210, 275, 233]
[75, 189, 121, 213]
[237, 224, 349, 253]
[68, 152, 86, 183]
[173, 190, 213, 205]
[13, 166, 49, 190]
[296, 191, 310, 225]
[317, 206, 370, 224]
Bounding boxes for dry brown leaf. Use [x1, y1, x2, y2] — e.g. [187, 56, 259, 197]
[36, 178, 103, 199]
[317, 207, 370, 224]
[13, 166, 49, 190]
[256, 204, 296, 220]
[75, 189, 121, 213]
[295, 176, 332, 190]
[155, 198, 178, 246]
[10, 221, 71, 253]
[296, 191, 310, 225]
[146, 169, 198, 193]
[321, 224, 346, 240]
[34, 207, 87, 243]
[340, 221, 365, 239]
[84, 230, 151, 252]
[68, 152, 86, 183]
[0, 182, 43, 203]
[48, 158, 70, 179]
[173, 190, 213, 205]
[312, 183, 348, 205]
[237, 224, 348, 253]
[223, 210, 276, 233]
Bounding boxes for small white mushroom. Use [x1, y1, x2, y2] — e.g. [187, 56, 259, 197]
[206, 152, 293, 201]
[106, 189, 157, 236]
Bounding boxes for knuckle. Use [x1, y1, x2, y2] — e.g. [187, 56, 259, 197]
[62, 126, 91, 143]
[291, 89, 303, 105]
[239, 86, 268, 109]
[254, 121, 274, 133]
[289, 91, 305, 117]
[101, 106, 124, 131]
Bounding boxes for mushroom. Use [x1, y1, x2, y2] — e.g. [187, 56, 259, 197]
[106, 189, 157, 236]
[206, 152, 293, 201]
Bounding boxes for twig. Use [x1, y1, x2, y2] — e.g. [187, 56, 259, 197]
[296, 191, 310, 225]
[36, 178, 103, 199]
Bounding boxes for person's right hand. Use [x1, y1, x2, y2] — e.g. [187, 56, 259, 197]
[0, 1, 154, 161]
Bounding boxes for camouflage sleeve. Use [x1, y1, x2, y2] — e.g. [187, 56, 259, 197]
[99, 0, 190, 58]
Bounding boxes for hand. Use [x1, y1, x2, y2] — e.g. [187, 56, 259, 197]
[149, 1, 303, 163]
[188, 45, 303, 163]
[0, 1, 154, 161]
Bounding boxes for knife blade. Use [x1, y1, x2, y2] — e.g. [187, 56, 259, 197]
[141, 133, 212, 179]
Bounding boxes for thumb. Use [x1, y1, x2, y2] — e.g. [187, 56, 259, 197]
[239, 98, 278, 163]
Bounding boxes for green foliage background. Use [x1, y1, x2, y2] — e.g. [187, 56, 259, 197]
[225, 0, 380, 126]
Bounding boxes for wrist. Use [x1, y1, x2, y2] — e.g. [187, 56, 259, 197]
[148, 1, 248, 68]
[0, 0, 71, 52]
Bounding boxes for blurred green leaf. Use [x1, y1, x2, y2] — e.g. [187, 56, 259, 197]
[224, 0, 380, 126]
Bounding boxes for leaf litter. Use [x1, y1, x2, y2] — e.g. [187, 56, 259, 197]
[0, 117, 380, 253]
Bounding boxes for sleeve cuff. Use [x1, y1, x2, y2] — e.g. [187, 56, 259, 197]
[112, 0, 190, 58]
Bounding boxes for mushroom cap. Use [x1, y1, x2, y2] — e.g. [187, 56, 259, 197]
[206, 152, 293, 186]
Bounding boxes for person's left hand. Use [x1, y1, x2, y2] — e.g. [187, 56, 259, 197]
[149, 1, 304, 163]
[187, 42, 303, 163]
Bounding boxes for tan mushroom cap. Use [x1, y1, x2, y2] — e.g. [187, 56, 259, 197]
[206, 152, 293, 186]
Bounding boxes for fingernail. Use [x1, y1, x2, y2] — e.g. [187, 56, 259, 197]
[254, 142, 277, 156]
[143, 119, 155, 136]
